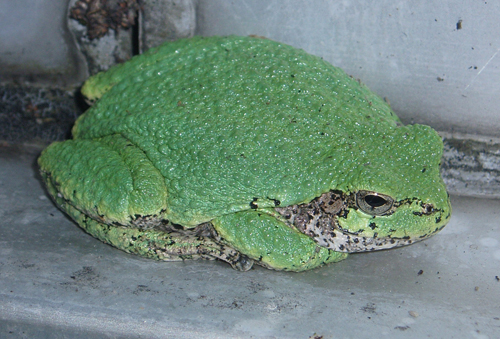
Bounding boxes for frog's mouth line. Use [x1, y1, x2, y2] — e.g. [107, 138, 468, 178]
[275, 190, 447, 253]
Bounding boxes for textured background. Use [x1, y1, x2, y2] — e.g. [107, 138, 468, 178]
[1, 0, 498, 136]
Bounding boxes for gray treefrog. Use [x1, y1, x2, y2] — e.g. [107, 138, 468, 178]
[38, 36, 451, 271]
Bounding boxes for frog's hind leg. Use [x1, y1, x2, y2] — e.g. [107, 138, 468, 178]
[57, 195, 253, 271]
[39, 134, 169, 227]
[38, 135, 253, 271]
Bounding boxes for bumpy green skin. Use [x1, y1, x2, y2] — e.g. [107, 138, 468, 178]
[39, 36, 450, 271]
[212, 211, 344, 271]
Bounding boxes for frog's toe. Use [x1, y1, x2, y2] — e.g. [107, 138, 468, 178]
[229, 254, 254, 271]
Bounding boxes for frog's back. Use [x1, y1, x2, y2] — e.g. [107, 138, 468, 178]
[74, 36, 401, 225]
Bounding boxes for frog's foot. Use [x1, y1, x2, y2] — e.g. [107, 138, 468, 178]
[211, 210, 347, 272]
[155, 222, 254, 270]
[230, 255, 254, 271]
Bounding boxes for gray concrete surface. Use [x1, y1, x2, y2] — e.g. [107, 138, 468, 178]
[1, 145, 499, 338]
[139, 0, 195, 52]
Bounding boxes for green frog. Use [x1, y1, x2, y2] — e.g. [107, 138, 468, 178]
[38, 36, 451, 271]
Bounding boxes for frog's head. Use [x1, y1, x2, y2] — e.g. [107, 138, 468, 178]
[277, 124, 451, 252]
[331, 124, 451, 252]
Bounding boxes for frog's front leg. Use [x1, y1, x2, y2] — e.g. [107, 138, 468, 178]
[211, 210, 347, 271]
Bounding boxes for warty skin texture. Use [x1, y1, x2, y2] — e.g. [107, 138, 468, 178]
[39, 36, 451, 271]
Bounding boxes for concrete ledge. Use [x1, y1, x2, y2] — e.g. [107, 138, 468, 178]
[0, 145, 498, 338]
[441, 132, 500, 198]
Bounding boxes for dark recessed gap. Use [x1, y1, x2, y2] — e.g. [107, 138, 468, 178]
[131, 10, 140, 56]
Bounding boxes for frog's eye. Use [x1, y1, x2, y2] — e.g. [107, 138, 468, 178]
[355, 190, 394, 216]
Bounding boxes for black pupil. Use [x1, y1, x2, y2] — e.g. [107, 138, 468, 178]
[364, 195, 387, 208]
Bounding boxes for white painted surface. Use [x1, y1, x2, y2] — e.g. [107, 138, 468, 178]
[0, 0, 82, 84]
